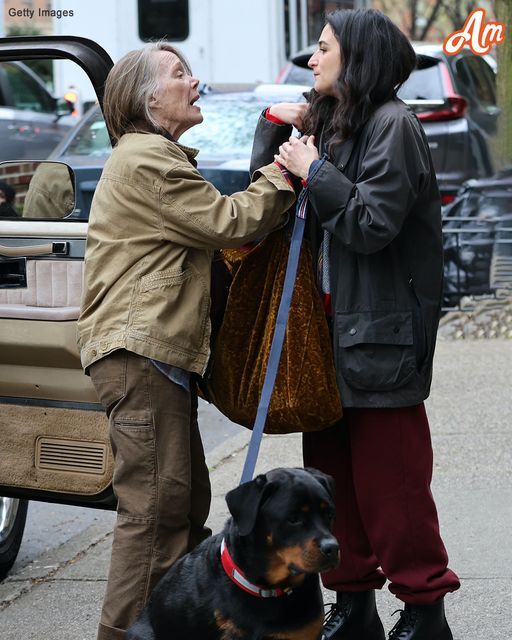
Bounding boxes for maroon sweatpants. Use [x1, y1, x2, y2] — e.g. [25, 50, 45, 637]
[303, 403, 460, 605]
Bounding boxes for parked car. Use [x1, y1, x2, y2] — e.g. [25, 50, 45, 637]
[0, 60, 75, 161]
[277, 43, 499, 205]
[0, 32, 308, 580]
[48, 83, 309, 219]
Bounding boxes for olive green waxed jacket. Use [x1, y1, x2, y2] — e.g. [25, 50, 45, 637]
[77, 132, 294, 374]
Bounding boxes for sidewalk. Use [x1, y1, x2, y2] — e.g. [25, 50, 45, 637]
[0, 340, 511, 639]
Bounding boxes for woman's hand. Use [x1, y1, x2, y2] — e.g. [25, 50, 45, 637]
[268, 102, 308, 130]
[275, 136, 319, 180]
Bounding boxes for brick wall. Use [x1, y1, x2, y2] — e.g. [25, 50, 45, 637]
[0, 162, 40, 214]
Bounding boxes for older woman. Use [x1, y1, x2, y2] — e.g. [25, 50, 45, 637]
[77, 43, 295, 640]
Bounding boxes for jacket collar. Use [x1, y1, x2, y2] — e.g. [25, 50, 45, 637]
[220, 538, 291, 598]
[129, 119, 199, 166]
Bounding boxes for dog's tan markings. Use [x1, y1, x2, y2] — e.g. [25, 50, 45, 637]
[266, 538, 333, 584]
[265, 545, 307, 586]
[301, 539, 327, 571]
[265, 612, 324, 639]
[214, 610, 247, 638]
[300, 504, 310, 512]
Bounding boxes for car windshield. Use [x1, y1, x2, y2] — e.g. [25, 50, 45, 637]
[181, 92, 284, 160]
[59, 88, 306, 161]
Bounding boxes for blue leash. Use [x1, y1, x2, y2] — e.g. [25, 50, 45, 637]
[240, 187, 309, 484]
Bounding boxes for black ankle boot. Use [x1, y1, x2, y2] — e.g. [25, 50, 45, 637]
[388, 600, 453, 639]
[322, 590, 385, 640]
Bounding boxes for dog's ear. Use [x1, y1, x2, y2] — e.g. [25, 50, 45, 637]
[304, 467, 336, 499]
[225, 474, 272, 536]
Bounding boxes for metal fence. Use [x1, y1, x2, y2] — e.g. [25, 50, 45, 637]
[443, 219, 512, 308]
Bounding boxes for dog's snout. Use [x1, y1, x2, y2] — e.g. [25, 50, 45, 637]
[319, 539, 339, 560]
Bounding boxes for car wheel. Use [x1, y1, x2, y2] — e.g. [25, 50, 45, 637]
[0, 497, 28, 580]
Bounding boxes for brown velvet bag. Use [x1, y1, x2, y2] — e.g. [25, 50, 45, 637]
[206, 228, 343, 434]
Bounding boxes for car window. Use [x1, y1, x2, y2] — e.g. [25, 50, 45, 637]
[3, 62, 55, 113]
[398, 65, 444, 100]
[462, 56, 496, 106]
[0, 56, 105, 218]
[61, 110, 111, 157]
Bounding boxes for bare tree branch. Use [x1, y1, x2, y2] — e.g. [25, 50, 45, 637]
[420, 0, 444, 40]
[410, 0, 418, 40]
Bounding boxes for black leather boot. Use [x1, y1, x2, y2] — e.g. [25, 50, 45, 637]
[322, 590, 385, 640]
[388, 600, 453, 639]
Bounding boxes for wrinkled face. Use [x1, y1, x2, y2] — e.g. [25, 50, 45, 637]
[308, 24, 342, 97]
[149, 49, 203, 140]
[258, 470, 339, 585]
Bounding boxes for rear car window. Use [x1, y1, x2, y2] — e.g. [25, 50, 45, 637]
[285, 65, 314, 85]
[398, 64, 444, 100]
[462, 56, 496, 106]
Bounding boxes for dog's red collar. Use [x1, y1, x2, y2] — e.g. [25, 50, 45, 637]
[220, 538, 291, 598]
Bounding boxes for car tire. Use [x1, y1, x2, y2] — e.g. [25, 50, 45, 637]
[0, 497, 28, 580]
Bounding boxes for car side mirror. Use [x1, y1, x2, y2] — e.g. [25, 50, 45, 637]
[0, 161, 76, 220]
[54, 98, 76, 121]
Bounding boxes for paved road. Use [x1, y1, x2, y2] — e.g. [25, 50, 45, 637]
[9, 400, 243, 575]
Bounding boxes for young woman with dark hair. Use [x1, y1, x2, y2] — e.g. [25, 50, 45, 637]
[250, 8, 459, 640]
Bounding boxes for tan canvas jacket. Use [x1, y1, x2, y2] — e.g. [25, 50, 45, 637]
[77, 132, 295, 374]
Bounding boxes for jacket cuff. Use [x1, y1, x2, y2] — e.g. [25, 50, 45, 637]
[254, 162, 296, 194]
[264, 107, 286, 125]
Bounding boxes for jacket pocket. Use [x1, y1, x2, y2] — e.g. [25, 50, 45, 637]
[336, 311, 416, 392]
[131, 266, 209, 355]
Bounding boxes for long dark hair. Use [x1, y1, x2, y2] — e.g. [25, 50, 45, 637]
[303, 9, 417, 152]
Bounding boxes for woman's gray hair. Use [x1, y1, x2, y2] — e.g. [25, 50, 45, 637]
[103, 42, 191, 143]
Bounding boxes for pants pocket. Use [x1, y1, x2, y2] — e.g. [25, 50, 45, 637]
[111, 417, 155, 518]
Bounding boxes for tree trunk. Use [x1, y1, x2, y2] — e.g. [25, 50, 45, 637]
[494, 0, 512, 169]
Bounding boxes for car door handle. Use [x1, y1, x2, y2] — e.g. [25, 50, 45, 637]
[0, 242, 68, 257]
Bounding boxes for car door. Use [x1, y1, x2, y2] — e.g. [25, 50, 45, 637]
[0, 37, 116, 510]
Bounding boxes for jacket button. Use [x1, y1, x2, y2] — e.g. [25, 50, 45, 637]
[91, 349, 97, 357]
[349, 327, 357, 336]
[393, 326, 400, 333]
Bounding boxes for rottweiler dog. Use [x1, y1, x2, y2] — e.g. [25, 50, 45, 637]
[126, 467, 339, 640]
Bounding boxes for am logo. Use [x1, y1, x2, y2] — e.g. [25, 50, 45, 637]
[443, 8, 505, 56]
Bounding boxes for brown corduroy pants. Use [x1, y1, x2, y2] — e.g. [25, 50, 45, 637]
[89, 350, 211, 640]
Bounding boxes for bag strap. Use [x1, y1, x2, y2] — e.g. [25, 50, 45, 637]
[240, 187, 309, 484]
